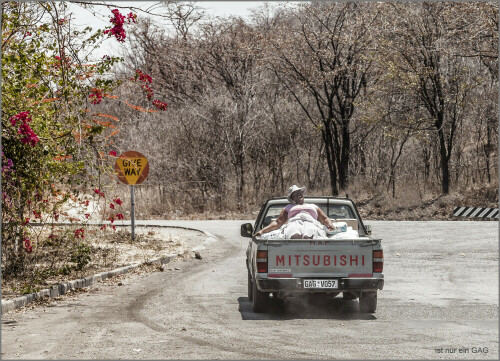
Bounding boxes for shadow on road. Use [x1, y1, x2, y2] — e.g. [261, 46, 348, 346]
[238, 295, 377, 321]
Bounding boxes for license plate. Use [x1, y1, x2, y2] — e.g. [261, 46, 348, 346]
[303, 279, 338, 289]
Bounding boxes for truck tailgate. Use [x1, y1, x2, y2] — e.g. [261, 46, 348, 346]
[266, 239, 374, 278]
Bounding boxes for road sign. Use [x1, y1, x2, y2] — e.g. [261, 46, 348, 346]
[115, 151, 149, 185]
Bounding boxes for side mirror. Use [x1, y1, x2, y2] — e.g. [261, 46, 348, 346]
[240, 223, 253, 238]
[364, 224, 372, 236]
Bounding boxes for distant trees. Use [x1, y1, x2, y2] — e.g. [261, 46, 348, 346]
[112, 1, 497, 213]
[380, 2, 493, 194]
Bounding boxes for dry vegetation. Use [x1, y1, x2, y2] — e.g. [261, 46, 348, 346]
[1, 226, 188, 300]
[106, 181, 499, 222]
[93, 1, 497, 217]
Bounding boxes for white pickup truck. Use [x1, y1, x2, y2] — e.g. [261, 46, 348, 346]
[241, 196, 384, 313]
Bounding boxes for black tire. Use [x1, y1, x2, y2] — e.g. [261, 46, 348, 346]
[247, 270, 253, 301]
[252, 277, 269, 313]
[359, 292, 377, 313]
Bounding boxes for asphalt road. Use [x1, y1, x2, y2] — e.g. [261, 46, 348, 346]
[1, 220, 498, 360]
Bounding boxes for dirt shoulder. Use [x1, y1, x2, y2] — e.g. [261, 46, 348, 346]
[1, 226, 207, 302]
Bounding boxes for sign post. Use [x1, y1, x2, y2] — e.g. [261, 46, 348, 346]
[114, 151, 149, 241]
[130, 185, 135, 241]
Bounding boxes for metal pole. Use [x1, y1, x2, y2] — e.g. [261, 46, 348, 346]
[131, 185, 135, 242]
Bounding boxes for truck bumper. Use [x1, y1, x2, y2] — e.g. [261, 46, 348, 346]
[257, 277, 384, 293]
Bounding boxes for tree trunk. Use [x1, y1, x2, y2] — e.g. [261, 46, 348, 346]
[438, 128, 450, 194]
[338, 118, 350, 190]
[322, 127, 338, 196]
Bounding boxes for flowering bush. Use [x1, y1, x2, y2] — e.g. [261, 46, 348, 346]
[0, 4, 154, 288]
[1, 3, 166, 292]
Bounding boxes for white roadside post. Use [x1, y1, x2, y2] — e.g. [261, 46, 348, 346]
[114, 151, 149, 242]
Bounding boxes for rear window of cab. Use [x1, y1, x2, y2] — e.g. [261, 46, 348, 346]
[260, 202, 356, 229]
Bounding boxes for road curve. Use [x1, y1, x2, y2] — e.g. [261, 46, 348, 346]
[1, 220, 498, 359]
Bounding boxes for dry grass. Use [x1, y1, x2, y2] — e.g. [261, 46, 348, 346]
[111, 181, 498, 221]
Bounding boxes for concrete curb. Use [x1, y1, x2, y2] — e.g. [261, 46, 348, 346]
[1, 225, 214, 314]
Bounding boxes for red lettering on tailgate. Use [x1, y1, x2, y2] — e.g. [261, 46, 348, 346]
[273, 254, 366, 267]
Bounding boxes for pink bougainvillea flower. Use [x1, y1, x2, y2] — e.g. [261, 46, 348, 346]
[109, 203, 115, 210]
[108, 151, 117, 157]
[103, 9, 136, 42]
[74, 228, 85, 239]
[23, 238, 33, 253]
[85, 213, 90, 219]
[89, 88, 103, 105]
[127, 12, 137, 23]
[152, 100, 168, 111]
[94, 189, 105, 198]
[135, 70, 153, 83]
[9, 111, 31, 127]
[18, 123, 40, 146]
[116, 213, 124, 220]
[9, 111, 40, 146]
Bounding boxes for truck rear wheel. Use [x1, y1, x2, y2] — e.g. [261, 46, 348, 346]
[247, 270, 253, 301]
[359, 291, 377, 313]
[252, 277, 269, 313]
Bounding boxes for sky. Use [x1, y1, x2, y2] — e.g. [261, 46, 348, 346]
[72, 1, 263, 26]
[69, 1, 270, 58]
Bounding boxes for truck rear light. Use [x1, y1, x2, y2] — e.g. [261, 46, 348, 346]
[373, 262, 383, 273]
[257, 262, 267, 273]
[257, 250, 267, 273]
[373, 250, 383, 273]
[257, 250, 267, 258]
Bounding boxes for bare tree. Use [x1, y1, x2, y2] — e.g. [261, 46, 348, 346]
[265, 2, 379, 195]
[382, 2, 488, 194]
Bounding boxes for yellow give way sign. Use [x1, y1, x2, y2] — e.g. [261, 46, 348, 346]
[114, 151, 149, 185]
